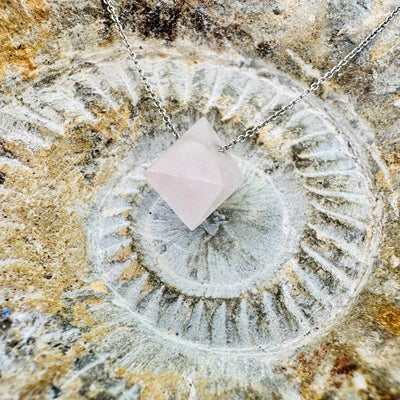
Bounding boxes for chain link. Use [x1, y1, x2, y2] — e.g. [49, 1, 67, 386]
[102, 0, 180, 139]
[103, 0, 400, 151]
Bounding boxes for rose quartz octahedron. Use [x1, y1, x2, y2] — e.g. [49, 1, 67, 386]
[144, 117, 245, 231]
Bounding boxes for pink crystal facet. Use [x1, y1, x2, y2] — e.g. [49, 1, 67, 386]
[144, 117, 245, 230]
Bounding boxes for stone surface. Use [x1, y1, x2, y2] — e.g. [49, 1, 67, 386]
[144, 117, 244, 230]
[0, 0, 400, 399]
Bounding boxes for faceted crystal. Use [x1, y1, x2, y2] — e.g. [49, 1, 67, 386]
[144, 117, 245, 230]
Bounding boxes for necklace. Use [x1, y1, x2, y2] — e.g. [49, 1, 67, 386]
[103, 1, 400, 231]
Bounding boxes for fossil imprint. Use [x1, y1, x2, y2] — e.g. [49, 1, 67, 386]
[81, 47, 381, 359]
[0, 36, 385, 388]
[0, 29, 383, 374]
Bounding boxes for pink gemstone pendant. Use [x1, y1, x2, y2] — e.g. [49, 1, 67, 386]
[144, 117, 245, 231]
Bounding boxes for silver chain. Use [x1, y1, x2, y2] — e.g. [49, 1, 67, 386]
[220, 4, 400, 152]
[102, 0, 180, 139]
[103, 0, 400, 152]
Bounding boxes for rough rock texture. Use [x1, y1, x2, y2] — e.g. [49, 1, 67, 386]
[1, 0, 400, 399]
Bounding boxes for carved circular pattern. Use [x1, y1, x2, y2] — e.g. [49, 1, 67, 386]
[0, 39, 377, 355]
[84, 52, 378, 354]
